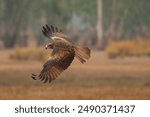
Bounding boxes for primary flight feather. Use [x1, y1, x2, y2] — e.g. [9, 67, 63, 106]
[32, 24, 91, 83]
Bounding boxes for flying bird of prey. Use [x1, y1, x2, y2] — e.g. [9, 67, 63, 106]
[31, 24, 91, 83]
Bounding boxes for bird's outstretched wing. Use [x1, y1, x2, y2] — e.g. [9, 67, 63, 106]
[42, 24, 72, 42]
[32, 47, 75, 83]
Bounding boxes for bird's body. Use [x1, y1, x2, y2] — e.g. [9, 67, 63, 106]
[32, 24, 91, 83]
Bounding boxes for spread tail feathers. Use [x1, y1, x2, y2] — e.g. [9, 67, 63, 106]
[74, 46, 91, 63]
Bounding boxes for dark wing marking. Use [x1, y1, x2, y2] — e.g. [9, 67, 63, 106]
[42, 24, 72, 42]
[31, 48, 75, 83]
[46, 24, 51, 32]
[50, 25, 55, 33]
[55, 27, 58, 32]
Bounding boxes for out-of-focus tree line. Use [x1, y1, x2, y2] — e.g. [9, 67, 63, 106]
[0, 0, 149, 49]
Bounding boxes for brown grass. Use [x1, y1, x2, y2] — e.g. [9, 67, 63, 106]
[9, 47, 50, 61]
[0, 50, 150, 99]
[106, 39, 150, 58]
[1, 86, 150, 100]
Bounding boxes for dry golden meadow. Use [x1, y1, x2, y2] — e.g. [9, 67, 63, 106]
[0, 50, 150, 99]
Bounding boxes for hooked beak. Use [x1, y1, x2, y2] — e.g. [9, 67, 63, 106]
[45, 45, 48, 49]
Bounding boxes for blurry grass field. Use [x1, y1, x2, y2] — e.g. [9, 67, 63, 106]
[106, 39, 150, 58]
[0, 50, 150, 99]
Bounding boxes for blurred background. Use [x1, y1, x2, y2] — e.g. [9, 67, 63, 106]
[0, 0, 150, 99]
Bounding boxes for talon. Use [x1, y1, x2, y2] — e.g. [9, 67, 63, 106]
[32, 73, 36, 76]
[31, 73, 37, 80]
[31, 76, 36, 80]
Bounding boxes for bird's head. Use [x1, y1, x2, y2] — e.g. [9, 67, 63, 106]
[45, 43, 54, 49]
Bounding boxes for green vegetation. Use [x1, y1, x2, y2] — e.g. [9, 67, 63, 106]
[0, 0, 150, 48]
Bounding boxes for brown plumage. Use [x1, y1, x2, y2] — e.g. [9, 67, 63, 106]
[31, 24, 91, 83]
